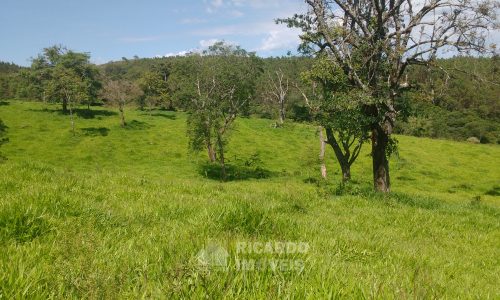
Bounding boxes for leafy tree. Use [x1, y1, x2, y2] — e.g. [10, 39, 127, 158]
[151, 61, 173, 109]
[102, 80, 143, 127]
[46, 67, 87, 134]
[186, 43, 261, 180]
[298, 56, 371, 181]
[31, 45, 101, 112]
[281, 0, 497, 192]
[138, 71, 169, 114]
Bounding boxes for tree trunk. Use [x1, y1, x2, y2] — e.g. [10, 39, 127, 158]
[372, 125, 390, 192]
[325, 127, 351, 182]
[319, 126, 327, 179]
[207, 142, 216, 162]
[217, 134, 226, 181]
[279, 97, 285, 125]
[119, 102, 126, 127]
[341, 165, 351, 182]
[62, 98, 68, 113]
[69, 104, 75, 135]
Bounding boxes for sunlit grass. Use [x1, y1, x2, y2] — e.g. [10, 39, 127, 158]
[0, 100, 499, 298]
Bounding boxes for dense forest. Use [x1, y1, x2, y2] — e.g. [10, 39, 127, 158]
[1, 53, 498, 144]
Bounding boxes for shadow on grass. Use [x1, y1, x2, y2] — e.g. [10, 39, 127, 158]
[124, 120, 152, 130]
[74, 109, 117, 119]
[0, 101, 9, 106]
[141, 112, 176, 120]
[81, 127, 110, 137]
[28, 108, 117, 119]
[485, 185, 500, 196]
[310, 179, 443, 210]
[199, 163, 273, 181]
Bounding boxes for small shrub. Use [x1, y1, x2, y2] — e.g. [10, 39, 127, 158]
[466, 137, 480, 144]
[214, 203, 277, 236]
[470, 196, 482, 207]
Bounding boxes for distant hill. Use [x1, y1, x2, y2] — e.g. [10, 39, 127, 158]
[0, 61, 23, 74]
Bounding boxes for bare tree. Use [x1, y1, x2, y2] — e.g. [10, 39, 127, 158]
[282, 0, 497, 191]
[264, 69, 289, 125]
[102, 80, 143, 127]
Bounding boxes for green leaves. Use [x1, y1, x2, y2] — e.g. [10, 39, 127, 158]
[46, 67, 86, 104]
[30, 45, 101, 107]
[185, 43, 262, 173]
[138, 71, 170, 109]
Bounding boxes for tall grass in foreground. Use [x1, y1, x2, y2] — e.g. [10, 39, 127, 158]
[0, 100, 499, 298]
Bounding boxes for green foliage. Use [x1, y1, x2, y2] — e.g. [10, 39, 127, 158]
[1, 54, 498, 146]
[0, 206, 52, 243]
[0, 61, 22, 74]
[408, 57, 500, 121]
[30, 45, 101, 108]
[396, 101, 500, 144]
[0, 119, 8, 160]
[301, 55, 372, 180]
[395, 57, 500, 143]
[183, 44, 263, 179]
[138, 69, 170, 111]
[45, 67, 87, 106]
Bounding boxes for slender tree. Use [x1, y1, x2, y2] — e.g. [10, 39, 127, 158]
[297, 56, 371, 182]
[102, 80, 143, 127]
[186, 42, 261, 180]
[45, 67, 86, 134]
[281, 0, 497, 191]
[264, 69, 289, 125]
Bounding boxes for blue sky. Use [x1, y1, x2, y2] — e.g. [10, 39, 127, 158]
[2, 0, 498, 66]
[0, 0, 307, 66]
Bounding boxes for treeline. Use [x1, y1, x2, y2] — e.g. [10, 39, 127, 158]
[0, 49, 498, 144]
[397, 57, 499, 144]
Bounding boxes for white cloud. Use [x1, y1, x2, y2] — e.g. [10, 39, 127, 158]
[204, 0, 296, 14]
[256, 27, 301, 52]
[199, 38, 221, 48]
[205, 0, 225, 13]
[157, 50, 192, 58]
[157, 39, 243, 58]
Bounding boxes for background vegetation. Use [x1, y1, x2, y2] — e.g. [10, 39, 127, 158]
[1, 55, 498, 144]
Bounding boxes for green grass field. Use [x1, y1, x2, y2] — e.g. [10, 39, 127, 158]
[0, 100, 499, 299]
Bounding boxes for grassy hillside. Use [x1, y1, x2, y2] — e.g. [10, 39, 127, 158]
[0, 100, 499, 298]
